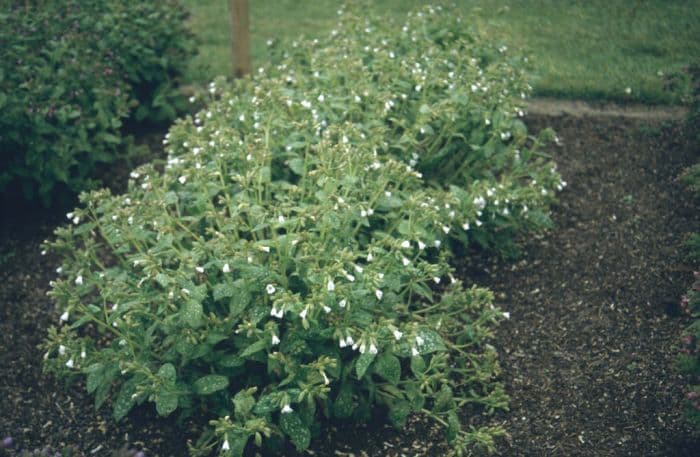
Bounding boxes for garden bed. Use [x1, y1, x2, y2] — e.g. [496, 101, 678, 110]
[1, 113, 698, 456]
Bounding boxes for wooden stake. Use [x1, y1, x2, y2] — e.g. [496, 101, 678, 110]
[228, 0, 251, 78]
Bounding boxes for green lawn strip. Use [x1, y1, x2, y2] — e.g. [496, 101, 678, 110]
[182, 0, 700, 105]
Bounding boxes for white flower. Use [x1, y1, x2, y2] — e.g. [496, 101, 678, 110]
[338, 299, 347, 308]
[323, 305, 331, 313]
[393, 330, 403, 340]
[317, 94, 325, 102]
[266, 284, 276, 295]
[345, 335, 354, 345]
[271, 334, 280, 345]
[354, 95, 361, 103]
[415, 84, 421, 92]
[281, 404, 293, 414]
[434, 240, 441, 248]
[339, 338, 347, 348]
[65, 358, 74, 368]
[400, 240, 411, 249]
[462, 222, 470, 230]
[476, 220, 483, 227]
[416, 336, 425, 346]
[503, 312, 511, 319]
[327, 279, 335, 292]
[321, 371, 330, 385]
[418, 240, 426, 250]
[344, 273, 355, 282]
[178, 175, 187, 184]
[74, 275, 83, 286]
[278, 215, 285, 224]
[222, 439, 230, 451]
[60, 311, 70, 322]
[433, 276, 441, 284]
[80, 349, 86, 359]
[222, 263, 231, 273]
[299, 307, 308, 320]
[402, 257, 410, 266]
[58, 345, 66, 355]
[367, 252, 374, 262]
[625, 87, 632, 94]
[239, 114, 245, 122]
[260, 246, 271, 253]
[369, 344, 378, 355]
[270, 307, 284, 318]
[196, 266, 204, 273]
[411, 347, 420, 357]
[354, 264, 363, 273]
[72, 216, 80, 225]
[375, 289, 383, 301]
[442, 225, 450, 234]
[541, 188, 548, 196]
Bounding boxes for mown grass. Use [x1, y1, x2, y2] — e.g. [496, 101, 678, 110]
[181, 0, 700, 104]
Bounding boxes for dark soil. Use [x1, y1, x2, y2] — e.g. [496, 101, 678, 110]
[1, 114, 698, 456]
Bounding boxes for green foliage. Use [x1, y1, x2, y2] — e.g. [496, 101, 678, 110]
[43, 5, 562, 456]
[679, 153, 700, 426]
[0, 0, 194, 205]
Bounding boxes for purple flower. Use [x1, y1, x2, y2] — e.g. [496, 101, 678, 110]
[1, 436, 13, 448]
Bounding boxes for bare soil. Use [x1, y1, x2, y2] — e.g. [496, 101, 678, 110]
[1, 113, 698, 456]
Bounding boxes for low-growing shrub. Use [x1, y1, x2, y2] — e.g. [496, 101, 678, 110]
[0, 0, 194, 205]
[678, 162, 700, 426]
[43, 5, 563, 456]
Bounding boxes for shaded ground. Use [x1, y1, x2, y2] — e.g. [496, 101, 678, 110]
[1, 114, 699, 456]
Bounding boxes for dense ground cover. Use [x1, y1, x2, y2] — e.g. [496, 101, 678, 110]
[181, 0, 700, 104]
[1, 112, 698, 456]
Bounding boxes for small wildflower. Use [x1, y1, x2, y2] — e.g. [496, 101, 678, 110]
[503, 312, 511, 319]
[196, 266, 204, 273]
[222, 263, 231, 273]
[418, 240, 426, 250]
[339, 299, 347, 308]
[369, 343, 378, 354]
[58, 345, 66, 355]
[65, 358, 74, 368]
[178, 176, 187, 184]
[323, 305, 331, 313]
[281, 404, 293, 414]
[434, 240, 441, 248]
[266, 284, 276, 295]
[375, 289, 383, 300]
[433, 276, 441, 284]
[393, 330, 403, 340]
[327, 279, 335, 292]
[75, 275, 83, 286]
[222, 439, 230, 451]
[416, 336, 425, 346]
[411, 347, 420, 357]
[400, 240, 411, 249]
[60, 311, 70, 322]
[402, 257, 410, 266]
[442, 225, 450, 234]
[271, 334, 280, 345]
[299, 307, 308, 320]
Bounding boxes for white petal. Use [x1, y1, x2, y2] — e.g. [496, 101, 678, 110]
[222, 263, 231, 273]
[393, 330, 403, 340]
[375, 289, 383, 300]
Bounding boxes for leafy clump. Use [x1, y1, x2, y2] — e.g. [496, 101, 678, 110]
[678, 162, 700, 426]
[43, 5, 563, 456]
[0, 0, 194, 205]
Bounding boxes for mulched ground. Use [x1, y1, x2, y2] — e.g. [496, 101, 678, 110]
[1, 113, 698, 456]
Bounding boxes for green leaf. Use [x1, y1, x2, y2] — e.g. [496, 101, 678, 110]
[446, 410, 461, 442]
[239, 339, 267, 358]
[355, 351, 377, 379]
[416, 328, 446, 354]
[434, 384, 454, 412]
[288, 157, 305, 175]
[387, 400, 412, 428]
[182, 299, 203, 328]
[155, 273, 172, 288]
[85, 363, 104, 394]
[332, 384, 355, 419]
[233, 388, 256, 420]
[410, 355, 426, 376]
[254, 391, 284, 414]
[155, 389, 178, 416]
[279, 411, 311, 451]
[157, 363, 176, 383]
[193, 375, 229, 395]
[113, 377, 138, 421]
[374, 352, 401, 385]
[213, 282, 236, 301]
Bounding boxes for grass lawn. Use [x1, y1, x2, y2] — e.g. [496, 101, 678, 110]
[181, 0, 700, 104]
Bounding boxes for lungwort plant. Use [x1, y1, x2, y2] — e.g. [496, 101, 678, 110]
[43, 4, 564, 456]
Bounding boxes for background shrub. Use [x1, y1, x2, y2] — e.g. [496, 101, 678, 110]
[43, 5, 563, 456]
[0, 0, 194, 205]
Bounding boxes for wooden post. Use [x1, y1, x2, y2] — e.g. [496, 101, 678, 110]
[228, 0, 251, 78]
